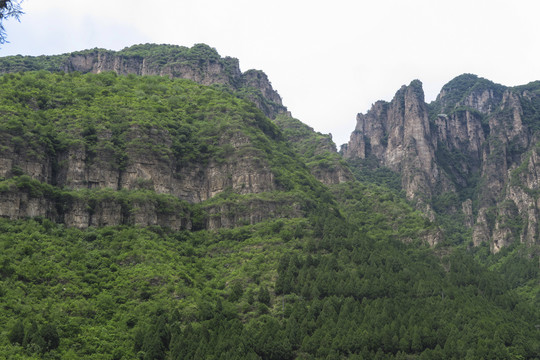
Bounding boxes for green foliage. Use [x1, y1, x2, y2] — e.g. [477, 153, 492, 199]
[273, 114, 350, 180]
[346, 155, 403, 193]
[435, 73, 506, 114]
[8, 319, 24, 345]
[0, 194, 537, 358]
[0, 60, 538, 360]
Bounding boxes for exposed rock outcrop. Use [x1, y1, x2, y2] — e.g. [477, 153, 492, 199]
[343, 81, 446, 218]
[204, 196, 304, 230]
[0, 121, 284, 229]
[0, 189, 192, 230]
[60, 44, 288, 120]
[344, 74, 540, 251]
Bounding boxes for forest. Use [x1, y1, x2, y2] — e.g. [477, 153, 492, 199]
[0, 68, 538, 359]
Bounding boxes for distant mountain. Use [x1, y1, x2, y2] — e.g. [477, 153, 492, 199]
[343, 74, 540, 252]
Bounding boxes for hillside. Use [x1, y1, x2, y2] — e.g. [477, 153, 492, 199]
[0, 43, 351, 186]
[0, 70, 338, 230]
[0, 47, 538, 359]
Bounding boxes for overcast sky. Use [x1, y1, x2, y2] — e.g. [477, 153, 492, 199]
[2, 0, 540, 146]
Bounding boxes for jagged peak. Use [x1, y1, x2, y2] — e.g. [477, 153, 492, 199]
[364, 80, 425, 115]
[407, 79, 425, 101]
[390, 79, 424, 101]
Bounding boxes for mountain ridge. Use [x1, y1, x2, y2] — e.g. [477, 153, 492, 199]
[343, 74, 540, 252]
[0, 43, 353, 186]
[0, 43, 288, 119]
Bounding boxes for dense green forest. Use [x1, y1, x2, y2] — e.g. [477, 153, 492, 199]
[0, 198, 538, 359]
[0, 69, 538, 359]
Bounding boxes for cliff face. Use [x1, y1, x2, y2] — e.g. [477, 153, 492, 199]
[52, 127, 275, 202]
[0, 70, 321, 230]
[343, 81, 447, 218]
[63, 51, 239, 87]
[60, 44, 288, 120]
[0, 122, 296, 229]
[343, 74, 540, 251]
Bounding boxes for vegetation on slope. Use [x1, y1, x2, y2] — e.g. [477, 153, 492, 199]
[0, 44, 288, 119]
[0, 186, 538, 359]
[273, 114, 351, 180]
[0, 70, 332, 227]
[0, 61, 538, 360]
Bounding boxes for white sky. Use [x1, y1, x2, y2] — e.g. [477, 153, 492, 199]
[2, 0, 540, 146]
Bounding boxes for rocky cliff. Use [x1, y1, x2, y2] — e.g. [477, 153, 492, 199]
[0, 70, 324, 230]
[342, 80, 448, 218]
[0, 44, 351, 185]
[343, 74, 540, 251]
[0, 44, 287, 120]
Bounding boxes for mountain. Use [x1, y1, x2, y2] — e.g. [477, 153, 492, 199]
[0, 43, 351, 186]
[0, 69, 331, 230]
[0, 43, 286, 118]
[0, 44, 353, 230]
[343, 74, 540, 252]
[0, 47, 538, 359]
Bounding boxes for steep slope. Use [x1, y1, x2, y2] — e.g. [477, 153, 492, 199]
[0, 70, 330, 229]
[0, 44, 353, 186]
[0, 43, 287, 119]
[343, 74, 540, 251]
[273, 114, 353, 185]
[342, 80, 446, 219]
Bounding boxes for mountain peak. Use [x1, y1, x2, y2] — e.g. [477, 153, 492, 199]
[345, 74, 540, 251]
[436, 73, 506, 113]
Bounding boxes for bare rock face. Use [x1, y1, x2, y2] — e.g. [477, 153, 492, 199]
[345, 74, 540, 251]
[0, 191, 55, 220]
[343, 81, 445, 218]
[0, 122, 282, 230]
[60, 45, 287, 120]
[51, 195, 192, 230]
[64, 52, 238, 88]
[485, 146, 540, 251]
[49, 126, 276, 202]
[0, 132, 54, 184]
[241, 70, 285, 119]
[462, 199, 474, 228]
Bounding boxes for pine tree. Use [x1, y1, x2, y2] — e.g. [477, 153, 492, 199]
[8, 319, 24, 345]
[40, 323, 60, 352]
[257, 286, 271, 306]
